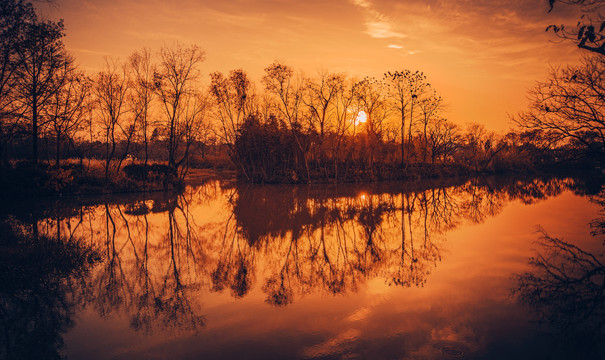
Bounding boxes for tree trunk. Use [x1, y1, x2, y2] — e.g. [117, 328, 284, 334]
[408, 100, 414, 163]
[32, 99, 38, 163]
[423, 122, 428, 163]
[56, 132, 61, 168]
[144, 120, 149, 166]
[401, 111, 405, 167]
[168, 111, 176, 169]
[291, 131, 310, 184]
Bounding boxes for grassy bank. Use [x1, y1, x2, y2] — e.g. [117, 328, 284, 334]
[0, 160, 184, 199]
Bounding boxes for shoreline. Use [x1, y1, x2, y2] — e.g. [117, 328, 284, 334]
[0, 159, 602, 201]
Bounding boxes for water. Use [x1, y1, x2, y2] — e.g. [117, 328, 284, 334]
[1, 175, 604, 359]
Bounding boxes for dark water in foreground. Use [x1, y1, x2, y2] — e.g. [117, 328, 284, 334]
[1, 175, 604, 359]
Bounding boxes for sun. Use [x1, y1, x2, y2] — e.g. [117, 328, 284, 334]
[355, 111, 367, 125]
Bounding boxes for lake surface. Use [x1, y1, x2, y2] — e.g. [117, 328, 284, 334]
[1, 175, 604, 359]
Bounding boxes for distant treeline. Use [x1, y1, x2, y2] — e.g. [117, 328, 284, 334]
[1, 0, 604, 186]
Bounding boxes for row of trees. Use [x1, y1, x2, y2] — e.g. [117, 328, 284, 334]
[2, 0, 603, 185]
[211, 65, 463, 182]
[217, 59, 605, 183]
[0, 0, 499, 184]
[1, 0, 209, 180]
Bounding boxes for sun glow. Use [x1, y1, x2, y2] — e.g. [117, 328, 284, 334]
[355, 111, 367, 126]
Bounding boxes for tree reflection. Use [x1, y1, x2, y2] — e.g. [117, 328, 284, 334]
[0, 217, 99, 360]
[87, 192, 206, 335]
[225, 175, 576, 305]
[514, 188, 605, 357]
[2, 173, 596, 358]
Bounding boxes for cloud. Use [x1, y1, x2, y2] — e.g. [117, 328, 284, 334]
[365, 18, 407, 38]
[386, 44, 420, 55]
[352, 0, 371, 8]
[350, 0, 406, 39]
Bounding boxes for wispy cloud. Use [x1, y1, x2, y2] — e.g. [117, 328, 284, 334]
[70, 48, 113, 56]
[351, 0, 406, 39]
[365, 18, 406, 38]
[386, 44, 420, 56]
[352, 0, 371, 9]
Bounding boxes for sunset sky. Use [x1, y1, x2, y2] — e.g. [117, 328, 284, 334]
[38, 0, 584, 131]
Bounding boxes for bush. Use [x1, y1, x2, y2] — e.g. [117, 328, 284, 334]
[122, 163, 176, 181]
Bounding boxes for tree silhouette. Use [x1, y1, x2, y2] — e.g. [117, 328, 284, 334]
[262, 62, 310, 182]
[418, 90, 444, 162]
[514, 55, 605, 158]
[128, 48, 155, 166]
[93, 58, 129, 178]
[210, 69, 254, 179]
[0, 0, 36, 167]
[547, 0, 605, 56]
[304, 71, 344, 139]
[15, 12, 71, 163]
[426, 117, 459, 165]
[154, 43, 206, 171]
[46, 65, 91, 167]
[384, 70, 430, 166]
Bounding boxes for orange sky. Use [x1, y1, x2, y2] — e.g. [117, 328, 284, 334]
[38, 0, 584, 131]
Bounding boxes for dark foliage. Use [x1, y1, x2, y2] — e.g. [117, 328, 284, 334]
[0, 217, 100, 360]
[122, 163, 176, 181]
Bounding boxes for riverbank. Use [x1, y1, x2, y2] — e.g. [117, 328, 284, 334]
[1, 157, 601, 201]
[0, 161, 184, 199]
[233, 155, 605, 185]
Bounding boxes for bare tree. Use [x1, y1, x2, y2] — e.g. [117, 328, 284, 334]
[94, 58, 129, 178]
[0, 0, 36, 166]
[303, 71, 344, 138]
[333, 76, 357, 138]
[384, 70, 430, 165]
[384, 71, 412, 166]
[209, 69, 254, 179]
[16, 15, 71, 163]
[514, 55, 605, 156]
[330, 76, 357, 178]
[354, 77, 389, 139]
[262, 62, 310, 182]
[426, 118, 458, 164]
[154, 43, 205, 170]
[173, 90, 208, 179]
[417, 90, 444, 162]
[210, 70, 253, 147]
[459, 123, 505, 171]
[353, 77, 390, 171]
[128, 48, 155, 165]
[46, 64, 91, 167]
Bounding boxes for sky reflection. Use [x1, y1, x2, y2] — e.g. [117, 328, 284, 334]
[1, 175, 604, 359]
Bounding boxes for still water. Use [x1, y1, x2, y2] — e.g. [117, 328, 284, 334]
[1, 175, 604, 359]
